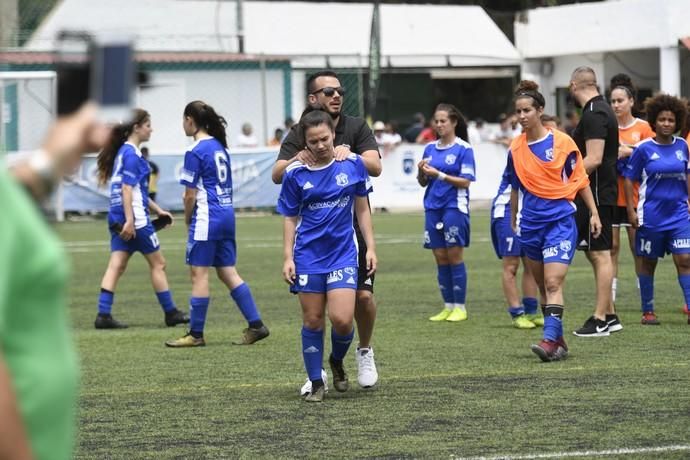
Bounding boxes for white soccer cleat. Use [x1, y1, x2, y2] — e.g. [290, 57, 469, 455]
[299, 368, 328, 396]
[356, 347, 379, 388]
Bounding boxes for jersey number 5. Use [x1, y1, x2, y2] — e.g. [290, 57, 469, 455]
[214, 151, 229, 183]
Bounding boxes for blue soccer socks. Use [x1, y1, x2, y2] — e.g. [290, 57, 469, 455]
[230, 283, 262, 327]
[189, 296, 210, 337]
[638, 274, 654, 313]
[437, 264, 454, 306]
[98, 288, 114, 315]
[156, 290, 176, 313]
[543, 304, 564, 341]
[331, 328, 354, 361]
[450, 262, 467, 305]
[302, 326, 325, 382]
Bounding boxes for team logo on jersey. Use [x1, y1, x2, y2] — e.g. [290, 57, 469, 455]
[559, 240, 572, 259]
[445, 154, 457, 165]
[336, 173, 349, 187]
[344, 267, 356, 275]
[303, 181, 314, 190]
[545, 148, 554, 161]
[445, 225, 460, 243]
[632, 132, 641, 142]
[676, 150, 684, 161]
[299, 275, 308, 286]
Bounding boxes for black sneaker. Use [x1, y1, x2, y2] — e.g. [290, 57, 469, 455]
[164, 309, 190, 327]
[606, 314, 623, 333]
[573, 316, 610, 337]
[94, 314, 129, 329]
[328, 355, 349, 393]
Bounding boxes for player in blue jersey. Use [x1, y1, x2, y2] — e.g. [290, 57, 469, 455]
[278, 110, 377, 402]
[623, 93, 690, 326]
[507, 81, 601, 361]
[166, 101, 269, 347]
[418, 103, 475, 323]
[491, 166, 541, 329]
[94, 109, 188, 329]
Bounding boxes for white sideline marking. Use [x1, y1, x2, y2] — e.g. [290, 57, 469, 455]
[453, 444, 690, 460]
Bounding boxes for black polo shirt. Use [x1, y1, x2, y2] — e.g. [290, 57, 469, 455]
[277, 114, 380, 161]
[571, 95, 619, 207]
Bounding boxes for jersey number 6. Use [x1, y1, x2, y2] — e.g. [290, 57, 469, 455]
[214, 151, 229, 183]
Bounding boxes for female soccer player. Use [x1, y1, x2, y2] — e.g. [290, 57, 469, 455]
[609, 74, 654, 307]
[278, 110, 376, 402]
[94, 109, 188, 329]
[507, 81, 602, 361]
[166, 101, 269, 347]
[623, 94, 690, 325]
[418, 104, 475, 323]
[491, 168, 541, 329]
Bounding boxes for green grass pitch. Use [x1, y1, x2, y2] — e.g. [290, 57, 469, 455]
[57, 210, 690, 459]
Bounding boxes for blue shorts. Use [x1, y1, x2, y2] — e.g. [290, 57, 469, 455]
[636, 223, 690, 258]
[491, 217, 522, 259]
[518, 215, 577, 264]
[110, 223, 160, 255]
[424, 209, 470, 249]
[290, 266, 358, 294]
[186, 239, 237, 267]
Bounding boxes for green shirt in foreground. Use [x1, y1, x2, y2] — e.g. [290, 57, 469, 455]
[0, 170, 78, 460]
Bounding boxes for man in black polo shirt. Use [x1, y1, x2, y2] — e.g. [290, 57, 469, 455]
[569, 66, 622, 337]
[272, 70, 382, 391]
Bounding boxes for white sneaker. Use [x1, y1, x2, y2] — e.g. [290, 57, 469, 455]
[356, 347, 378, 388]
[299, 368, 328, 396]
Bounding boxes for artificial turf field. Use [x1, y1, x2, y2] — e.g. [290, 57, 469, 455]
[57, 210, 690, 459]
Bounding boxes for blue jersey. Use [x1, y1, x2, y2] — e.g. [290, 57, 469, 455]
[623, 137, 690, 231]
[507, 132, 577, 230]
[422, 138, 476, 212]
[491, 163, 512, 220]
[277, 155, 371, 274]
[108, 142, 150, 229]
[180, 137, 235, 241]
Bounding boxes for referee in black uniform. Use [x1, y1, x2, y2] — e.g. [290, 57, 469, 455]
[569, 66, 622, 337]
[272, 70, 382, 389]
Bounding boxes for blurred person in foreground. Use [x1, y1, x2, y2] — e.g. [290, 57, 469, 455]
[1, 103, 109, 460]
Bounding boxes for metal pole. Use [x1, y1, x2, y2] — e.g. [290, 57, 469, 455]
[236, 0, 245, 53]
[260, 55, 268, 145]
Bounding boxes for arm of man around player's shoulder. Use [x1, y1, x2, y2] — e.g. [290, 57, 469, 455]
[272, 126, 306, 184]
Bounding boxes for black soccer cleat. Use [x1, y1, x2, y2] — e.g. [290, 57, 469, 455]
[94, 314, 129, 329]
[165, 309, 190, 327]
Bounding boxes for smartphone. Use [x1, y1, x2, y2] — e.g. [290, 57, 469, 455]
[56, 31, 134, 122]
[90, 33, 134, 123]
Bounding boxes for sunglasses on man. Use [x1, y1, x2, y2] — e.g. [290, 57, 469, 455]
[311, 86, 346, 97]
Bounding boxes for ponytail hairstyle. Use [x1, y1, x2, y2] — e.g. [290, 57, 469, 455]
[514, 80, 546, 109]
[183, 100, 228, 149]
[434, 103, 468, 142]
[299, 109, 334, 147]
[97, 108, 149, 185]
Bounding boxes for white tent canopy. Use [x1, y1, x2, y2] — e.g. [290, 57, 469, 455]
[515, 0, 690, 59]
[26, 0, 520, 68]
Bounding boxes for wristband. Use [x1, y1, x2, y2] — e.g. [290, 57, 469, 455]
[437, 172, 447, 181]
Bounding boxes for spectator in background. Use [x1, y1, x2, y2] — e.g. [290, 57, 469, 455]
[540, 114, 563, 132]
[236, 122, 259, 148]
[564, 110, 580, 137]
[403, 112, 425, 143]
[385, 121, 402, 147]
[416, 119, 437, 144]
[373, 120, 386, 145]
[282, 117, 295, 142]
[268, 128, 284, 146]
[491, 113, 521, 147]
[141, 146, 159, 201]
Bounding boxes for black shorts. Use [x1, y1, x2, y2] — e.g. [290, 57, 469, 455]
[355, 227, 375, 292]
[611, 206, 632, 227]
[575, 204, 613, 251]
